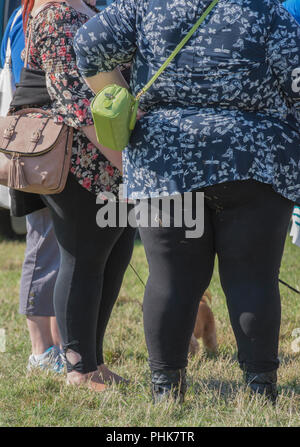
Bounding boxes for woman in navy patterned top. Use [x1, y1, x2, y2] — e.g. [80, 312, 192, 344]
[76, 0, 299, 403]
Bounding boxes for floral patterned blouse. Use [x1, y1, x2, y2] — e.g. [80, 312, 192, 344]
[75, 0, 300, 203]
[26, 1, 121, 197]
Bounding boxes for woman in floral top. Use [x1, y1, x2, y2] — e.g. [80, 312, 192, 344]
[21, 0, 136, 391]
[26, 0, 121, 195]
[76, 0, 300, 403]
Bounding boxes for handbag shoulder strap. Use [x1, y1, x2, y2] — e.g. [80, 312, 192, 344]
[136, 0, 220, 100]
[4, 8, 23, 68]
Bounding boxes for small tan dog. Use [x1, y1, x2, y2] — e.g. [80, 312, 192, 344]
[189, 289, 217, 355]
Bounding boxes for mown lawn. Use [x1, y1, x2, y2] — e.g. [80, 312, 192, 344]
[0, 234, 299, 427]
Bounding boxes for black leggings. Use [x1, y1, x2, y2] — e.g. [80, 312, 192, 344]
[42, 174, 136, 373]
[139, 180, 294, 374]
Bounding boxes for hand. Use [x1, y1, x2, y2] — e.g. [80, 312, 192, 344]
[82, 125, 123, 172]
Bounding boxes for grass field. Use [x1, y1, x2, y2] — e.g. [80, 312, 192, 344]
[0, 234, 299, 427]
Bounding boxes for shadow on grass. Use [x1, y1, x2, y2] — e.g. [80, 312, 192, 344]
[189, 349, 300, 402]
[279, 352, 300, 365]
[189, 376, 300, 403]
[279, 383, 300, 396]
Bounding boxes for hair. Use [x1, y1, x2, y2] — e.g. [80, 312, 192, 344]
[21, 0, 35, 31]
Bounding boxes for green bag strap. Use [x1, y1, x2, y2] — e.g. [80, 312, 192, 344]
[135, 0, 220, 100]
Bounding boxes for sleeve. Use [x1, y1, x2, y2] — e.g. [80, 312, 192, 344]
[74, 0, 137, 78]
[266, 2, 300, 111]
[31, 5, 95, 129]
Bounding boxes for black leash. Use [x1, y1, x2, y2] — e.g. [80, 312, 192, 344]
[130, 265, 300, 296]
[129, 263, 147, 289]
[279, 279, 300, 295]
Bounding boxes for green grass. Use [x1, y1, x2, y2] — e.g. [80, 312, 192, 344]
[0, 235, 299, 427]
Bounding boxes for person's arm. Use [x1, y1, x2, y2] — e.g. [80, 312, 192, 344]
[83, 67, 128, 95]
[81, 125, 123, 170]
[82, 65, 128, 169]
[266, 2, 300, 112]
[75, 0, 141, 126]
[74, 0, 137, 83]
[83, 65, 146, 126]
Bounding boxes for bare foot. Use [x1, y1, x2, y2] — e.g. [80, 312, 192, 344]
[97, 364, 129, 385]
[67, 370, 107, 392]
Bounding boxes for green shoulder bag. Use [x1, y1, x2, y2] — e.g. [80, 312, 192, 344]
[91, 0, 220, 151]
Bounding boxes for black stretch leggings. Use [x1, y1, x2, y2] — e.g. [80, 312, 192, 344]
[42, 174, 136, 374]
[139, 180, 294, 374]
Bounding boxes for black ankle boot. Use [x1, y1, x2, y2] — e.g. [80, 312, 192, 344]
[244, 370, 278, 404]
[151, 368, 187, 404]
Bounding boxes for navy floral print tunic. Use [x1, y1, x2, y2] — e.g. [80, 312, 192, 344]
[75, 0, 300, 202]
[26, 2, 121, 196]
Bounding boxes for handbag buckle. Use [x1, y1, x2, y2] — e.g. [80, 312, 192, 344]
[30, 130, 42, 143]
[3, 126, 15, 140]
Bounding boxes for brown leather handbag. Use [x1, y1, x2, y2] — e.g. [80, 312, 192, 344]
[0, 108, 73, 194]
[0, 4, 73, 195]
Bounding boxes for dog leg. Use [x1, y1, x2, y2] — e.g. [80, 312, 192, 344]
[188, 333, 200, 355]
[192, 291, 218, 354]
